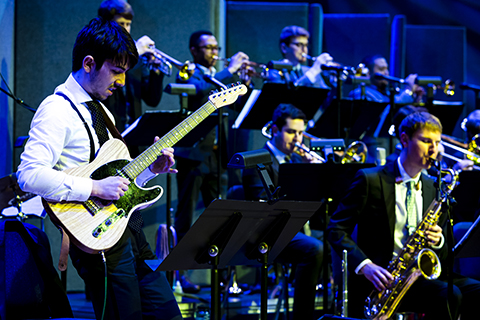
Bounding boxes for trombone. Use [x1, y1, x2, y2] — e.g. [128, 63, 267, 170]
[441, 133, 480, 169]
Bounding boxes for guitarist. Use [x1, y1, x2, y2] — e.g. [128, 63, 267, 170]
[17, 18, 182, 320]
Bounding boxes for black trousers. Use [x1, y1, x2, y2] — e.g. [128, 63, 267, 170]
[70, 227, 182, 320]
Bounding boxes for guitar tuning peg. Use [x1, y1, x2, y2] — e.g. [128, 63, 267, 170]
[210, 90, 218, 95]
[236, 81, 241, 86]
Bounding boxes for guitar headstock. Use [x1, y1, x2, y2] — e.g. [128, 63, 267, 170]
[208, 83, 248, 109]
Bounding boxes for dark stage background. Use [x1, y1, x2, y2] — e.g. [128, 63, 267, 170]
[1, 0, 479, 290]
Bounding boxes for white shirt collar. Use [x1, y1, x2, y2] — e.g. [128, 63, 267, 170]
[397, 156, 421, 186]
[55, 73, 94, 105]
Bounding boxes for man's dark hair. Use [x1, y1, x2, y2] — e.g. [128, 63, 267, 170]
[189, 30, 213, 48]
[392, 105, 428, 139]
[272, 103, 306, 130]
[464, 110, 480, 141]
[361, 54, 384, 75]
[98, 0, 134, 21]
[399, 111, 442, 139]
[279, 25, 309, 48]
[72, 17, 138, 72]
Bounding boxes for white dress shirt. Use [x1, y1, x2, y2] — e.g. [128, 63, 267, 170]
[17, 74, 155, 202]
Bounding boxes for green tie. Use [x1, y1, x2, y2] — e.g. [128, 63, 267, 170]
[405, 181, 417, 235]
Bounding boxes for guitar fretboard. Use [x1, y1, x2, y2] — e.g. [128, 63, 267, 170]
[120, 101, 218, 179]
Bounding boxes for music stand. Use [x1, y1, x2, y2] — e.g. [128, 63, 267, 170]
[309, 98, 388, 141]
[451, 171, 480, 222]
[122, 110, 219, 147]
[426, 100, 464, 136]
[156, 198, 322, 320]
[233, 82, 330, 130]
[278, 162, 375, 313]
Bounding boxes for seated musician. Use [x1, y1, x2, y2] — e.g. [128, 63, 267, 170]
[98, 0, 165, 133]
[265, 25, 334, 89]
[327, 111, 480, 319]
[16, 18, 181, 320]
[173, 31, 249, 240]
[243, 103, 323, 320]
[349, 54, 425, 103]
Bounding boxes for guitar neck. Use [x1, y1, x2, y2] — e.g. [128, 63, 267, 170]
[123, 100, 218, 179]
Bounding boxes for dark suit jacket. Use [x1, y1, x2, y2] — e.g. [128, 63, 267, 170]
[327, 160, 448, 274]
[103, 60, 164, 132]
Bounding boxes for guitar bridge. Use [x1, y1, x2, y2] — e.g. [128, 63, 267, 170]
[92, 208, 127, 238]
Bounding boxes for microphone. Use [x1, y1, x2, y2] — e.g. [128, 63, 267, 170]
[266, 60, 294, 71]
[459, 82, 480, 91]
[373, 73, 405, 84]
[203, 74, 228, 90]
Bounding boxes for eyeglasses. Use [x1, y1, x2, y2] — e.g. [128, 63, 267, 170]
[290, 42, 309, 50]
[198, 45, 221, 52]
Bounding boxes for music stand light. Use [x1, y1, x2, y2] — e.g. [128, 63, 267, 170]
[227, 149, 280, 203]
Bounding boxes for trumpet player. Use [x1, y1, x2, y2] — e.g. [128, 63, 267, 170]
[173, 30, 249, 242]
[98, 0, 165, 138]
[243, 103, 323, 320]
[265, 25, 334, 89]
[327, 112, 480, 319]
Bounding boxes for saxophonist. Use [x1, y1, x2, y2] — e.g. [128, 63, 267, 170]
[327, 112, 480, 319]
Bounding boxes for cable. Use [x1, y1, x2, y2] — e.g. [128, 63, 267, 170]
[100, 251, 107, 320]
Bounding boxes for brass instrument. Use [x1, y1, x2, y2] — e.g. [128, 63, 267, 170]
[435, 79, 455, 96]
[441, 133, 480, 164]
[213, 55, 267, 80]
[364, 166, 460, 320]
[341, 141, 368, 164]
[149, 45, 196, 80]
[261, 121, 367, 164]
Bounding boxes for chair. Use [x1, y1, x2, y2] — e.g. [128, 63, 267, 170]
[0, 220, 73, 319]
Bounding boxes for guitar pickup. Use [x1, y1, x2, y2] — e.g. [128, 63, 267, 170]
[92, 208, 127, 238]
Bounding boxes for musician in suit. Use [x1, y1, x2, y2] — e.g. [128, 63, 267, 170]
[349, 54, 424, 104]
[173, 30, 249, 240]
[98, 0, 164, 144]
[16, 18, 182, 320]
[243, 103, 323, 320]
[327, 112, 480, 319]
[265, 25, 333, 89]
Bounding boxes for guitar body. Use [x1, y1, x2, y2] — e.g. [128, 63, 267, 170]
[43, 139, 164, 253]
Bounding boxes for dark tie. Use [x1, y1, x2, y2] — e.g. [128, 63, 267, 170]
[86, 100, 144, 232]
[128, 211, 144, 233]
[405, 181, 417, 235]
[86, 101, 109, 146]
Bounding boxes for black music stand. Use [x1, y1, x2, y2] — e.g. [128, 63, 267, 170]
[309, 98, 388, 141]
[278, 162, 375, 313]
[451, 171, 480, 222]
[425, 100, 464, 136]
[233, 82, 330, 130]
[122, 110, 219, 147]
[156, 198, 322, 320]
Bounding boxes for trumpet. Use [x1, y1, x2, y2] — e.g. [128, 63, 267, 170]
[261, 121, 325, 162]
[213, 55, 267, 80]
[148, 45, 196, 80]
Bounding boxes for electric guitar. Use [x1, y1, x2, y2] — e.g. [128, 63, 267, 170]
[43, 84, 247, 254]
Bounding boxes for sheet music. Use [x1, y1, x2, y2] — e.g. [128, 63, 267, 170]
[232, 89, 261, 129]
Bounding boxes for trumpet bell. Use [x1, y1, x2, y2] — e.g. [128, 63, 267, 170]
[467, 133, 480, 164]
[341, 141, 368, 164]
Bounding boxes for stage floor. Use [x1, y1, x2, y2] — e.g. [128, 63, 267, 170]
[68, 284, 330, 319]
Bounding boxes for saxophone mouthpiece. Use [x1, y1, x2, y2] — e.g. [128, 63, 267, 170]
[429, 158, 439, 168]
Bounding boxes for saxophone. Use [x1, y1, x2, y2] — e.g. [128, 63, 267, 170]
[364, 167, 460, 320]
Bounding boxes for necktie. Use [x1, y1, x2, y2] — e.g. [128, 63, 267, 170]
[86, 101, 109, 146]
[128, 211, 144, 233]
[405, 181, 417, 235]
